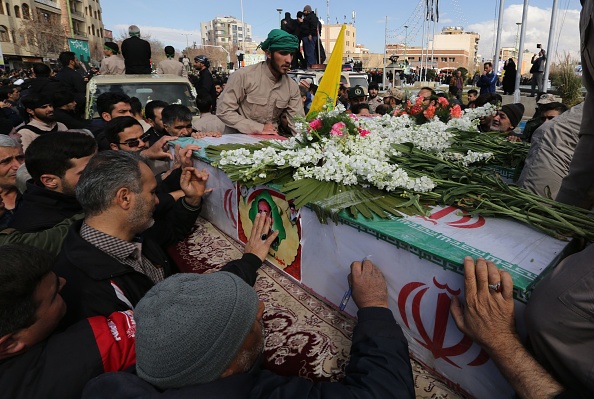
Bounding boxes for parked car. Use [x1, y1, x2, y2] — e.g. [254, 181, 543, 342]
[85, 74, 198, 119]
[287, 70, 369, 94]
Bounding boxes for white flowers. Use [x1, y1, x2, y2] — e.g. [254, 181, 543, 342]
[215, 105, 495, 194]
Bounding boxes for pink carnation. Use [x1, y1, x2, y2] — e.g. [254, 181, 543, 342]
[437, 97, 449, 107]
[330, 121, 346, 136]
[309, 119, 322, 130]
[359, 129, 371, 137]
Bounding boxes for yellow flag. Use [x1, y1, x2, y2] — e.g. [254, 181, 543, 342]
[307, 24, 346, 118]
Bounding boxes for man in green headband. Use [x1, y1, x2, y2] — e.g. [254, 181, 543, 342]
[99, 42, 125, 75]
[217, 29, 304, 135]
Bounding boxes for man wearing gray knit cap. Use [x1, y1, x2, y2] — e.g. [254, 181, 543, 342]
[83, 260, 415, 398]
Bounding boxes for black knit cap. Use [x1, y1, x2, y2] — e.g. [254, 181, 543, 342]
[500, 103, 525, 128]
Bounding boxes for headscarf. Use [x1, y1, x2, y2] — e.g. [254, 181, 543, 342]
[258, 29, 299, 52]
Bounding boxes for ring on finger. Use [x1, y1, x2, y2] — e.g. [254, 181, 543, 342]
[488, 283, 501, 292]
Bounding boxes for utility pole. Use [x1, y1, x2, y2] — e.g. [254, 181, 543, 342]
[543, 0, 559, 92]
[514, 0, 530, 102]
[383, 16, 387, 90]
[493, 0, 505, 69]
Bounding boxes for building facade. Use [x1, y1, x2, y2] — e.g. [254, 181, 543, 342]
[387, 27, 480, 73]
[0, 0, 105, 69]
[200, 16, 252, 50]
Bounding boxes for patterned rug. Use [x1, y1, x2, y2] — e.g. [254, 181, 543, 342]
[167, 217, 465, 398]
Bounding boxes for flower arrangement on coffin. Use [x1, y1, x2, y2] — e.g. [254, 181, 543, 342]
[393, 95, 463, 125]
[206, 103, 594, 241]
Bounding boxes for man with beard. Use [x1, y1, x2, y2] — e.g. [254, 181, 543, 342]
[52, 150, 209, 326]
[218, 29, 304, 135]
[9, 132, 96, 232]
[193, 56, 217, 111]
[367, 82, 382, 113]
[55, 52, 86, 106]
[18, 94, 68, 151]
[144, 100, 169, 146]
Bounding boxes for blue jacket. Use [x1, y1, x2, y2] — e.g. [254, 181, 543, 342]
[477, 71, 498, 95]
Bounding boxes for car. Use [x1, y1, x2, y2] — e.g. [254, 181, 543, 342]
[287, 70, 369, 94]
[85, 74, 198, 119]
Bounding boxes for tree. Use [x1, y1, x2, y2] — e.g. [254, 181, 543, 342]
[19, 10, 68, 57]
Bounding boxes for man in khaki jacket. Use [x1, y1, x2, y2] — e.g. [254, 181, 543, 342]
[156, 46, 187, 78]
[99, 42, 125, 75]
[217, 29, 304, 135]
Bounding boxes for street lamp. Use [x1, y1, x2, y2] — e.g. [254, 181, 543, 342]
[277, 8, 283, 26]
[404, 25, 409, 63]
[515, 22, 522, 60]
[181, 33, 192, 51]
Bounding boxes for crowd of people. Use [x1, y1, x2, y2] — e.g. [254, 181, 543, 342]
[0, 4, 592, 397]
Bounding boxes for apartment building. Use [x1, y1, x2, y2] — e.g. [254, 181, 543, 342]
[0, 0, 105, 69]
[200, 16, 252, 50]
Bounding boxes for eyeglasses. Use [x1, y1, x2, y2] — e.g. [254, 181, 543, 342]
[118, 132, 151, 148]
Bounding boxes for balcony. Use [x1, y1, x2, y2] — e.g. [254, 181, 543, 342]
[34, 0, 60, 11]
[70, 9, 85, 21]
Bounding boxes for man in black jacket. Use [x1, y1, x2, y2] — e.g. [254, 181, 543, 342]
[193, 55, 217, 110]
[9, 132, 96, 232]
[52, 90, 91, 129]
[82, 259, 415, 399]
[301, 5, 320, 67]
[54, 150, 276, 326]
[55, 51, 86, 106]
[0, 244, 137, 399]
[122, 25, 152, 74]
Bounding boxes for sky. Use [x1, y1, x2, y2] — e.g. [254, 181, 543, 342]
[101, 0, 582, 62]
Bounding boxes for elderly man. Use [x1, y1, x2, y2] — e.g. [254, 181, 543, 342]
[99, 42, 125, 75]
[82, 259, 415, 398]
[0, 135, 24, 228]
[217, 29, 304, 135]
[490, 103, 524, 141]
[121, 25, 152, 74]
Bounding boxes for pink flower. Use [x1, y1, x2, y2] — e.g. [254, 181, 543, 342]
[450, 104, 462, 118]
[330, 121, 346, 136]
[309, 119, 322, 130]
[423, 105, 436, 119]
[437, 97, 449, 107]
[359, 129, 371, 137]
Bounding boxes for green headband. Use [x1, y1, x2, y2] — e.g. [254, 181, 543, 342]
[258, 29, 299, 52]
[104, 45, 118, 54]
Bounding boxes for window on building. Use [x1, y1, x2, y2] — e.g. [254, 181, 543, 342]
[441, 57, 447, 62]
[94, 11, 97, 19]
[22, 3, 29, 19]
[0, 3, 4, 14]
[346, 41, 349, 46]
[98, 11, 101, 20]
[14, 5, 20, 18]
[418, 57, 422, 61]
[92, 24, 95, 36]
[0, 25, 8, 42]
[449, 57, 455, 62]
[5, 3, 9, 16]
[88, 26, 91, 35]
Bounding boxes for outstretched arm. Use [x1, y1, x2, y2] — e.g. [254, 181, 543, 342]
[450, 257, 564, 399]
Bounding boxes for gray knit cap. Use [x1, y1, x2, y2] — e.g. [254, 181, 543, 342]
[135, 272, 259, 389]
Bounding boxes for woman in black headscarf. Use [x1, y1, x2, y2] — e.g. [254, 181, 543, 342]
[502, 58, 517, 95]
